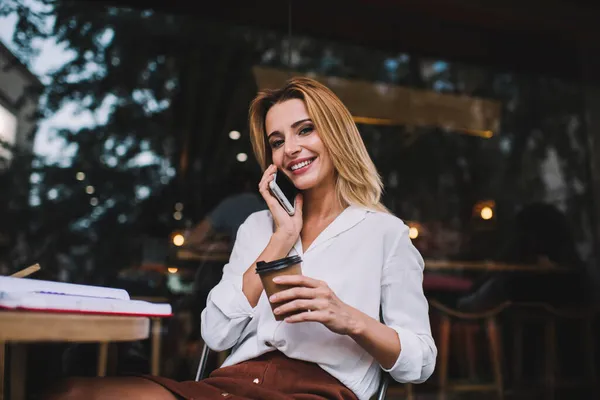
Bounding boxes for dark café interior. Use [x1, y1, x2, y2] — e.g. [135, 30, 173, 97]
[1, 0, 600, 399]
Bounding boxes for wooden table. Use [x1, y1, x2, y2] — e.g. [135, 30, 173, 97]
[176, 252, 572, 273]
[176, 249, 229, 262]
[424, 259, 572, 273]
[0, 311, 152, 400]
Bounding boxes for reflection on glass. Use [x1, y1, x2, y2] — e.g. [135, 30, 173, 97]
[0, 3, 592, 281]
[0, 103, 17, 165]
[172, 233, 184, 247]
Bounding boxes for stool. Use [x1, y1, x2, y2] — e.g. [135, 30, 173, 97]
[429, 299, 507, 400]
[509, 302, 548, 391]
[511, 303, 597, 400]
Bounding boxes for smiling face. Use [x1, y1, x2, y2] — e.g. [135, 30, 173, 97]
[265, 98, 335, 192]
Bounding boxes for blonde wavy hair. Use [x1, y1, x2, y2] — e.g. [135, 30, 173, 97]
[249, 77, 388, 213]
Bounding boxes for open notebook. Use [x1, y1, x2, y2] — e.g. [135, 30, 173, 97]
[0, 276, 172, 317]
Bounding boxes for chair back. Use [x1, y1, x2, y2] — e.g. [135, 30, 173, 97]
[194, 341, 211, 381]
[376, 373, 389, 400]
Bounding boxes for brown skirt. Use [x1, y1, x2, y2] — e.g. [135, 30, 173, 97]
[140, 351, 358, 400]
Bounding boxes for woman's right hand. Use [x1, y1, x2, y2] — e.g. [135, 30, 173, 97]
[258, 164, 303, 246]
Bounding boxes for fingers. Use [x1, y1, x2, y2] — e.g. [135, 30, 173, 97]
[284, 310, 327, 324]
[258, 164, 277, 193]
[269, 286, 318, 304]
[258, 164, 279, 208]
[273, 298, 327, 316]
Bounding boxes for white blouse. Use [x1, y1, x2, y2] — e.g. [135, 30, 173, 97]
[201, 206, 437, 400]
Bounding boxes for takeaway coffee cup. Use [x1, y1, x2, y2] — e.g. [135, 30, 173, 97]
[256, 255, 303, 321]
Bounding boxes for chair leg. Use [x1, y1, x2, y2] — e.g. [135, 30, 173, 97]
[406, 383, 414, 400]
[512, 318, 523, 385]
[0, 341, 4, 400]
[151, 318, 162, 376]
[97, 342, 108, 377]
[465, 324, 479, 381]
[486, 317, 504, 400]
[544, 317, 556, 400]
[9, 344, 26, 400]
[584, 317, 597, 396]
[437, 315, 451, 400]
[453, 324, 467, 378]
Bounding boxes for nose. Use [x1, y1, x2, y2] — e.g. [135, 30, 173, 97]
[283, 135, 301, 157]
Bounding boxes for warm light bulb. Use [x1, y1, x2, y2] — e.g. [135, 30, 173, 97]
[172, 234, 185, 246]
[167, 267, 178, 274]
[408, 227, 419, 239]
[480, 206, 493, 220]
[229, 130, 241, 140]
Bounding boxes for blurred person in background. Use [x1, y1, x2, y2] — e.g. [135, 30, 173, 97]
[184, 166, 266, 251]
[184, 167, 266, 343]
[458, 202, 590, 311]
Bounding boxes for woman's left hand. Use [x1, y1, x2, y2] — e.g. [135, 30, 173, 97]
[269, 275, 362, 336]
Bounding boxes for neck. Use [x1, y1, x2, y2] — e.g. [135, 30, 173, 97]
[302, 180, 344, 221]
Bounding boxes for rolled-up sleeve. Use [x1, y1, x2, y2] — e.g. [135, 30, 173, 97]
[200, 215, 263, 351]
[381, 224, 437, 383]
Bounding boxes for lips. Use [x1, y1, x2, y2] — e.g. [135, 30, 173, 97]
[288, 157, 315, 170]
[288, 157, 316, 175]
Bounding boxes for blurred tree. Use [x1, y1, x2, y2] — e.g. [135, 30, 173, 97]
[0, 0, 593, 283]
[0, 1, 243, 282]
[0, 142, 36, 274]
[0, 0, 404, 282]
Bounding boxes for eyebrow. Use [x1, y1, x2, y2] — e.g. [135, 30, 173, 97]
[267, 118, 312, 139]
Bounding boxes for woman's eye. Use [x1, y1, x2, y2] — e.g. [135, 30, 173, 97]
[270, 139, 284, 149]
[299, 125, 314, 135]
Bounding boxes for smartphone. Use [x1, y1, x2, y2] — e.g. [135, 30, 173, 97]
[269, 170, 299, 216]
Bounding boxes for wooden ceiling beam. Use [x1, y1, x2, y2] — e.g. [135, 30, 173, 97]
[89, 0, 597, 80]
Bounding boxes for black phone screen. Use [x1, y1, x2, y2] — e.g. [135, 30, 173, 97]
[275, 170, 299, 204]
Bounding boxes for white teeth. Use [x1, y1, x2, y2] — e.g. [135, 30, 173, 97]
[290, 159, 313, 171]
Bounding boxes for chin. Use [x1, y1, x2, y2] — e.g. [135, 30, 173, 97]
[291, 173, 321, 191]
[294, 182, 314, 191]
[291, 178, 312, 191]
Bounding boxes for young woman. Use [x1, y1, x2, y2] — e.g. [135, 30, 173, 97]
[47, 77, 436, 400]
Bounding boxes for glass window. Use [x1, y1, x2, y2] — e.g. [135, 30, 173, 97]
[249, 31, 593, 266]
[0, 6, 592, 279]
